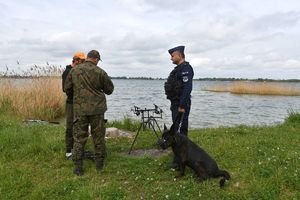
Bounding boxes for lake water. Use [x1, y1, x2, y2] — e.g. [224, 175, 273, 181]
[106, 79, 300, 128]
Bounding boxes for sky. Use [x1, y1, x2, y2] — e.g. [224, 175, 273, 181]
[1, 0, 300, 79]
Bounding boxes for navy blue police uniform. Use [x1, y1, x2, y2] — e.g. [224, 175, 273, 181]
[165, 46, 194, 136]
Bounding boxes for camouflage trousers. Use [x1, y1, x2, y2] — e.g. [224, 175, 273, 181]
[65, 103, 74, 153]
[73, 114, 106, 166]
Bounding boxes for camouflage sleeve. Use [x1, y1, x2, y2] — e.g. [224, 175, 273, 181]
[101, 71, 114, 95]
[64, 69, 73, 94]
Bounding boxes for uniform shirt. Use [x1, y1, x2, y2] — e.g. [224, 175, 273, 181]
[177, 61, 194, 108]
[62, 65, 73, 104]
[64, 61, 114, 116]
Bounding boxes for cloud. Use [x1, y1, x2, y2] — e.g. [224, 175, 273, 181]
[190, 57, 211, 66]
[251, 11, 300, 32]
[1, 0, 300, 79]
[117, 0, 202, 12]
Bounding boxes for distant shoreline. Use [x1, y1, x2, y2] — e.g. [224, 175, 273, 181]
[106, 77, 300, 82]
[1, 75, 300, 82]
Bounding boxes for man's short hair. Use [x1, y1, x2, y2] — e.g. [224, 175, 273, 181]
[87, 50, 101, 60]
[179, 52, 185, 59]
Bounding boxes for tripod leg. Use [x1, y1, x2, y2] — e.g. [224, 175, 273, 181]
[148, 119, 160, 139]
[153, 118, 162, 134]
[128, 122, 143, 154]
[148, 120, 162, 149]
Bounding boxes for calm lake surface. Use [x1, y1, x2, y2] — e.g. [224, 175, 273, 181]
[106, 79, 300, 128]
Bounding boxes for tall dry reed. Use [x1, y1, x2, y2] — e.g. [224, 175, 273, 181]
[0, 78, 65, 120]
[205, 81, 300, 96]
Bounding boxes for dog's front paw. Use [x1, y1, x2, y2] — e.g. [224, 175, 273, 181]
[175, 174, 184, 179]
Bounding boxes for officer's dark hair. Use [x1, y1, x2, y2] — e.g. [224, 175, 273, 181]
[180, 52, 185, 59]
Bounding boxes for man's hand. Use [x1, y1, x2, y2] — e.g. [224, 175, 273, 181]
[178, 107, 185, 113]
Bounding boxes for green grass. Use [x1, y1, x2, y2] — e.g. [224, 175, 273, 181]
[107, 117, 140, 132]
[0, 110, 299, 200]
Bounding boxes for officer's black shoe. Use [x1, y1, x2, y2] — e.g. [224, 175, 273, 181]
[96, 161, 104, 172]
[73, 166, 84, 176]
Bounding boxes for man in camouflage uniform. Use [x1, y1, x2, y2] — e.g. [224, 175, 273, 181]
[62, 52, 85, 160]
[64, 50, 114, 176]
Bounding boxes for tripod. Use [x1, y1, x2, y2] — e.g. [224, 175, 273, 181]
[128, 104, 163, 154]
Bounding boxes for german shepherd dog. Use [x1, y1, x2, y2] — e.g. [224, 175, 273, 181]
[158, 124, 230, 187]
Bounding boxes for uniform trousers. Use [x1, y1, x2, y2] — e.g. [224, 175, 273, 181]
[170, 98, 191, 165]
[73, 114, 106, 166]
[65, 103, 74, 153]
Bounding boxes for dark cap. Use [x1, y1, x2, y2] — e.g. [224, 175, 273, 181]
[87, 50, 102, 61]
[168, 45, 185, 55]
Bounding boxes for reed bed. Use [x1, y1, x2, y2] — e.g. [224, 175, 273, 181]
[204, 81, 300, 96]
[0, 77, 65, 120]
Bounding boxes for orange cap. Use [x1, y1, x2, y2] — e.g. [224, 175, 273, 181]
[73, 52, 86, 60]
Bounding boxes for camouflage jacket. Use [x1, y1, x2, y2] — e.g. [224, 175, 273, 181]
[64, 61, 114, 116]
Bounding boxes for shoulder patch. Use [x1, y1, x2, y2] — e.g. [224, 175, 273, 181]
[182, 76, 189, 82]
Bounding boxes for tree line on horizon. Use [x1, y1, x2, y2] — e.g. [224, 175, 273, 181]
[110, 76, 300, 82]
[1, 74, 299, 82]
[0, 65, 299, 82]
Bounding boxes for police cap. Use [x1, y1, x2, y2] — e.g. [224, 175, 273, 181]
[87, 50, 102, 61]
[168, 45, 185, 55]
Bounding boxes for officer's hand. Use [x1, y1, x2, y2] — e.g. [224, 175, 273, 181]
[178, 107, 185, 113]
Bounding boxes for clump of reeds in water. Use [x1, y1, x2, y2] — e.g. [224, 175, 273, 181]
[0, 78, 65, 121]
[0, 64, 66, 120]
[204, 81, 300, 96]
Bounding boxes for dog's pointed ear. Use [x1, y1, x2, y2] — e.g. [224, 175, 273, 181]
[170, 124, 175, 133]
[164, 124, 167, 131]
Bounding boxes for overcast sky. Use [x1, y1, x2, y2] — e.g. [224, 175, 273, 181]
[1, 0, 300, 79]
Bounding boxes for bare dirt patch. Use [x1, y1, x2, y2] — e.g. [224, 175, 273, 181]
[124, 149, 171, 158]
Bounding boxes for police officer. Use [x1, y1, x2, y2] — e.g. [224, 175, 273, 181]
[64, 50, 114, 176]
[164, 45, 194, 169]
[62, 52, 85, 160]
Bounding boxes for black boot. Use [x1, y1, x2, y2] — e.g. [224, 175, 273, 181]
[73, 166, 84, 176]
[73, 161, 84, 176]
[96, 159, 104, 172]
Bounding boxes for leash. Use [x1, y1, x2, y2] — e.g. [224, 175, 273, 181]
[175, 112, 184, 133]
[172, 112, 184, 144]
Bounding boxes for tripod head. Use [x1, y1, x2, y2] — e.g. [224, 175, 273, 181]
[131, 104, 163, 118]
[154, 104, 163, 114]
[132, 106, 141, 116]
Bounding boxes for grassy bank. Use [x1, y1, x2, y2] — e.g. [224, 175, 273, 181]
[0, 77, 65, 121]
[0, 110, 299, 199]
[204, 81, 300, 96]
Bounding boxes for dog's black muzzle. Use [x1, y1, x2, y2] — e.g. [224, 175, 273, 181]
[157, 139, 169, 150]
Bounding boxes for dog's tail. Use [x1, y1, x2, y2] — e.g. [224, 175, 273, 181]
[216, 170, 230, 188]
